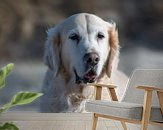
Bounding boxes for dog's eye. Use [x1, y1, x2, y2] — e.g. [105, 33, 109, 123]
[69, 34, 80, 42]
[97, 32, 105, 39]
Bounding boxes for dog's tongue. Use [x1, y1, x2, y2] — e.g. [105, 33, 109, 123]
[84, 71, 97, 81]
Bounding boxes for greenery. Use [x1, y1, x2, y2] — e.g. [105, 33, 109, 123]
[0, 63, 43, 130]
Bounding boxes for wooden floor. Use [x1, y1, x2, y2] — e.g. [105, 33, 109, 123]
[0, 113, 140, 130]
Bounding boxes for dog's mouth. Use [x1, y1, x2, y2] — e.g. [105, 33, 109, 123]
[74, 68, 97, 84]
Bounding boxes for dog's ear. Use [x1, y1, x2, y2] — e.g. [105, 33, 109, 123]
[106, 22, 120, 78]
[44, 28, 61, 77]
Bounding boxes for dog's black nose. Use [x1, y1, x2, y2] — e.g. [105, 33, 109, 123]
[84, 52, 100, 66]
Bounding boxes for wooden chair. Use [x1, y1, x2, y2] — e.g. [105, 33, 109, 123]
[86, 69, 163, 130]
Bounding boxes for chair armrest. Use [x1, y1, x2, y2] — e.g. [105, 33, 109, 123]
[137, 86, 163, 121]
[137, 86, 163, 92]
[87, 83, 117, 89]
[87, 83, 118, 101]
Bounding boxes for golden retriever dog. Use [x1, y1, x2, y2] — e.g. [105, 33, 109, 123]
[40, 13, 122, 112]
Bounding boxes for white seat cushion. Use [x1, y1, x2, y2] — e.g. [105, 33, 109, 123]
[85, 100, 163, 122]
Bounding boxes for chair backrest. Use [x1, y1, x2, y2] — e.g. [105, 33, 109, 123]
[121, 69, 163, 106]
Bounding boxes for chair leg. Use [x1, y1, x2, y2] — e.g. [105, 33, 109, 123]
[141, 122, 149, 130]
[121, 121, 127, 130]
[92, 113, 98, 130]
[141, 90, 152, 130]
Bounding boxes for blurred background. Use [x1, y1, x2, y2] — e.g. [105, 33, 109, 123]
[0, 0, 163, 111]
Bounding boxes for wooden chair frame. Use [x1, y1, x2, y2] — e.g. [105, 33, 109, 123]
[87, 83, 163, 130]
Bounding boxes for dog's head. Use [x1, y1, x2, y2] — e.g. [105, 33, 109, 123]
[44, 13, 119, 84]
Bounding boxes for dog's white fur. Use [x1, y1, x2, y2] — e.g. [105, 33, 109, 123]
[41, 13, 120, 112]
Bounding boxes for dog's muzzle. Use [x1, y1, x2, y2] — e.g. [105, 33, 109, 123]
[74, 52, 99, 84]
